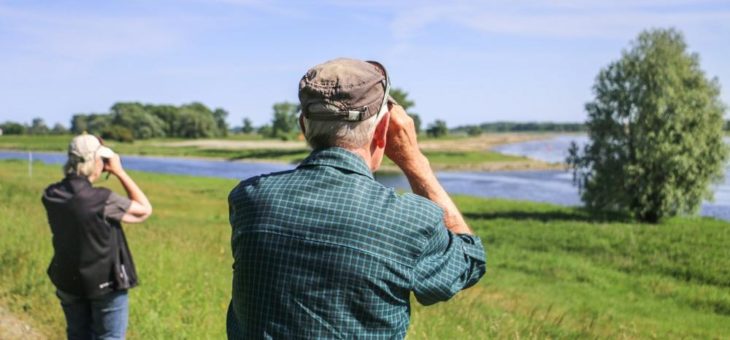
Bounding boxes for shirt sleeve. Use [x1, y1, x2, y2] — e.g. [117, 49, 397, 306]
[412, 220, 487, 306]
[104, 192, 132, 223]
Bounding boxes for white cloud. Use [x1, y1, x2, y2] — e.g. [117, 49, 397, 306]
[385, 1, 730, 41]
[321, 0, 726, 51]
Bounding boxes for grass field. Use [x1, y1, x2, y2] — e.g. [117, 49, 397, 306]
[0, 134, 552, 171]
[1, 159, 729, 338]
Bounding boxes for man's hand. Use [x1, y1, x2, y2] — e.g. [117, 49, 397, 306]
[102, 153, 153, 223]
[103, 154, 125, 176]
[385, 103, 428, 173]
[384, 102, 473, 235]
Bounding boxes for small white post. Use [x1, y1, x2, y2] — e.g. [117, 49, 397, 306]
[28, 151, 33, 178]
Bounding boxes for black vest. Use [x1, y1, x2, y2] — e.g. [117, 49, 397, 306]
[42, 175, 138, 298]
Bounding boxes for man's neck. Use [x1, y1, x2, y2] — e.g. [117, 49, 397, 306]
[343, 147, 376, 172]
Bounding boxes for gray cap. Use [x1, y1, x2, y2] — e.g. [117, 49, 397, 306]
[299, 58, 389, 122]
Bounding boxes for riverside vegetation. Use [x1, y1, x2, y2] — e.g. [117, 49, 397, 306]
[0, 134, 558, 171]
[1, 160, 729, 338]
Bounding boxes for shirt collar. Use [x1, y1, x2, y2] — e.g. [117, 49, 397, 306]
[298, 147, 374, 180]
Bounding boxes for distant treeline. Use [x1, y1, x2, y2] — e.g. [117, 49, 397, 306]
[71, 102, 229, 141]
[452, 121, 587, 135]
[0, 102, 230, 142]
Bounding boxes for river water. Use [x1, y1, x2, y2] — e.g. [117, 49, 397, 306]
[2, 136, 729, 220]
[492, 135, 730, 220]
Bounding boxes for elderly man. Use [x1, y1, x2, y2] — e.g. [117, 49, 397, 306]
[227, 58, 486, 339]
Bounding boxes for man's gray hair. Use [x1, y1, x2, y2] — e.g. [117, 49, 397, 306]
[63, 155, 96, 177]
[303, 111, 387, 150]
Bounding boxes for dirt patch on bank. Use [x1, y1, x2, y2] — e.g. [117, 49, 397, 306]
[0, 306, 46, 340]
[157, 133, 552, 152]
[419, 133, 555, 152]
[155, 133, 563, 171]
[158, 139, 307, 150]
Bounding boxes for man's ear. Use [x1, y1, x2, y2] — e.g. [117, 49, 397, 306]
[373, 112, 390, 149]
[298, 115, 306, 135]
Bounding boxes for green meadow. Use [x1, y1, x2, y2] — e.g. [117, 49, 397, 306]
[1, 159, 729, 338]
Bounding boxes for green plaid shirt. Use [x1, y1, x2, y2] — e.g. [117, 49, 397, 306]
[227, 147, 486, 339]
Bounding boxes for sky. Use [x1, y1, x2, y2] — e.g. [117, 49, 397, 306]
[1, 0, 729, 128]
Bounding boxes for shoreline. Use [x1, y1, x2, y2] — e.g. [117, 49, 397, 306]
[0, 147, 565, 173]
[0, 132, 563, 172]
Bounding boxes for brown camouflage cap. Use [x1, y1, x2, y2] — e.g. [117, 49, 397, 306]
[298, 58, 389, 122]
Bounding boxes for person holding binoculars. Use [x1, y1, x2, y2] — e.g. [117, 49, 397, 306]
[42, 133, 152, 340]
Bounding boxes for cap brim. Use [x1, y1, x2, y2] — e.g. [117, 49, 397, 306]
[97, 146, 115, 158]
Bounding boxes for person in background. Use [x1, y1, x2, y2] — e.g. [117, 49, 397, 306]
[42, 133, 152, 339]
[227, 58, 486, 339]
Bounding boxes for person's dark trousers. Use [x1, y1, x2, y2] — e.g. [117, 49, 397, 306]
[226, 300, 243, 339]
[57, 289, 129, 340]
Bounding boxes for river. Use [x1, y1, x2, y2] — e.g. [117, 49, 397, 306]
[492, 135, 730, 220]
[2, 136, 729, 221]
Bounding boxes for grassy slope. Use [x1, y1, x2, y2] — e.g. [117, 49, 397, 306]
[0, 135, 531, 168]
[1, 160, 728, 339]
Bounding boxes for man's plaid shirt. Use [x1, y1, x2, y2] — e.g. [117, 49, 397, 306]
[227, 147, 486, 339]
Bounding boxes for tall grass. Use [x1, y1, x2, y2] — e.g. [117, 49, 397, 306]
[1, 160, 728, 338]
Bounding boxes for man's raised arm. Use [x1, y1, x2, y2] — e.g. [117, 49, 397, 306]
[384, 104, 472, 235]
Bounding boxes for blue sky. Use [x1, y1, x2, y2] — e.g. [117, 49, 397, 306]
[1, 0, 729, 128]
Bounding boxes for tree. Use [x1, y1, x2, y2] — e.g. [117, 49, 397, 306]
[426, 120, 448, 138]
[146, 104, 180, 136]
[70, 114, 88, 134]
[71, 113, 112, 135]
[270, 102, 299, 139]
[213, 108, 229, 136]
[390, 88, 421, 134]
[175, 107, 219, 139]
[258, 124, 272, 137]
[0, 121, 26, 135]
[389, 88, 414, 110]
[51, 123, 69, 135]
[567, 28, 728, 223]
[29, 118, 49, 134]
[466, 125, 482, 136]
[101, 125, 134, 142]
[242, 118, 254, 134]
[111, 102, 167, 139]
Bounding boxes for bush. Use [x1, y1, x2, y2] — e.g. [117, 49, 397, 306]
[426, 120, 448, 138]
[101, 125, 134, 143]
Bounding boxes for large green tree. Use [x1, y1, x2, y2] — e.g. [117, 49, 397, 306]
[567, 28, 728, 222]
[175, 103, 221, 138]
[70, 113, 111, 135]
[111, 102, 167, 139]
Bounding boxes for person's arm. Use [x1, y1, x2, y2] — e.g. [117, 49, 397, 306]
[104, 154, 152, 223]
[384, 104, 472, 235]
[386, 103, 486, 304]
